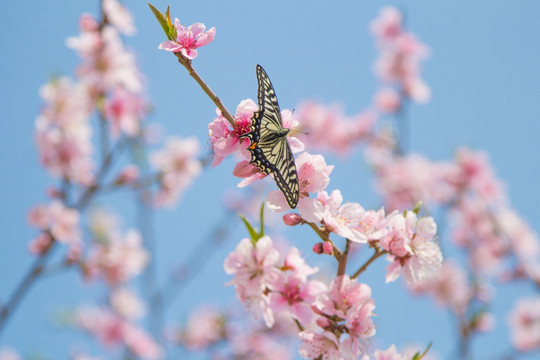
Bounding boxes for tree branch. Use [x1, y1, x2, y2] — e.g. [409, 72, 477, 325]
[175, 54, 236, 127]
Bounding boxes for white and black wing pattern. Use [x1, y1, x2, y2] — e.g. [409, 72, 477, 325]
[240, 65, 300, 209]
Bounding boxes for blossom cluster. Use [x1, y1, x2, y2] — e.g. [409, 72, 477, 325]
[75, 303, 161, 359]
[292, 101, 376, 156]
[71, 209, 161, 359]
[150, 136, 202, 207]
[36, 77, 94, 185]
[224, 236, 376, 359]
[370, 6, 431, 108]
[28, 200, 82, 255]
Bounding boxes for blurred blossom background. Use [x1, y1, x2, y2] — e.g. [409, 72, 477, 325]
[0, 1, 539, 359]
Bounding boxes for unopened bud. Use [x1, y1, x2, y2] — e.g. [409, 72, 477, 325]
[316, 317, 332, 329]
[312, 242, 324, 254]
[322, 241, 333, 255]
[283, 213, 302, 226]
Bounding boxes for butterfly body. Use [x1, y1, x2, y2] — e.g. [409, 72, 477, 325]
[240, 65, 300, 209]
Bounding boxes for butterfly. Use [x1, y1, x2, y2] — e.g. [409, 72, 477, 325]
[240, 65, 300, 209]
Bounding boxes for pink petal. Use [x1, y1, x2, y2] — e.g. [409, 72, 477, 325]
[173, 18, 185, 32]
[237, 172, 266, 188]
[266, 190, 289, 211]
[288, 136, 305, 153]
[196, 27, 216, 47]
[181, 48, 198, 60]
[189, 23, 206, 38]
[298, 198, 323, 223]
[158, 40, 181, 52]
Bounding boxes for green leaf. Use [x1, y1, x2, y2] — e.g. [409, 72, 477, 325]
[412, 201, 422, 215]
[148, 3, 174, 40]
[164, 6, 176, 40]
[259, 202, 265, 238]
[413, 342, 432, 359]
[239, 213, 259, 244]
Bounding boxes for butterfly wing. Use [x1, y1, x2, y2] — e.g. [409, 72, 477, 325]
[269, 137, 300, 209]
[242, 65, 300, 209]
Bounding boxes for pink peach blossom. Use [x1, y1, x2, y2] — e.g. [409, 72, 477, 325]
[299, 330, 342, 360]
[180, 306, 224, 350]
[224, 236, 281, 326]
[28, 232, 53, 255]
[208, 99, 257, 167]
[76, 307, 161, 359]
[68, 25, 142, 93]
[36, 77, 94, 184]
[496, 207, 539, 262]
[370, 7, 402, 41]
[381, 212, 442, 284]
[104, 86, 148, 137]
[158, 18, 215, 60]
[268, 273, 326, 326]
[371, 7, 431, 105]
[151, 136, 202, 207]
[508, 297, 540, 351]
[103, 0, 136, 35]
[370, 153, 457, 211]
[454, 147, 504, 202]
[86, 230, 149, 285]
[315, 275, 374, 323]
[317, 190, 367, 243]
[28, 201, 81, 247]
[374, 87, 400, 113]
[293, 101, 375, 156]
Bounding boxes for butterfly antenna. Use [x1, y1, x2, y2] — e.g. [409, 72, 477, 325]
[289, 128, 309, 136]
[289, 109, 309, 136]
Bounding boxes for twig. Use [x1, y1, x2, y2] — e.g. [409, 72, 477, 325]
[41, 261, 71, 278]
[336, 240, 351, 277]
[0, 139, 126, 337]
[175, 54, 236, 127]
[304, 222, 331, 242]
[0, 241, 57, 335]
[350, 245, 387, 279]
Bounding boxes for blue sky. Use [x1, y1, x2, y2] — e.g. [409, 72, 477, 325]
[1, 1, 539, 359]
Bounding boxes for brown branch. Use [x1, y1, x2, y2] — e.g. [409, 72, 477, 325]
[175, 54, 236, 127]
[0, 241, 56, 335]
[336, 239, 351, 277]
[351, 245, 388, 279]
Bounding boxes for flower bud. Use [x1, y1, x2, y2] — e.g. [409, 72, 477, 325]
[313, 242, 324, 254]
[316, 316, 332, 329]
[283, 213, 302, 226]
[322, 241, 333, 255]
